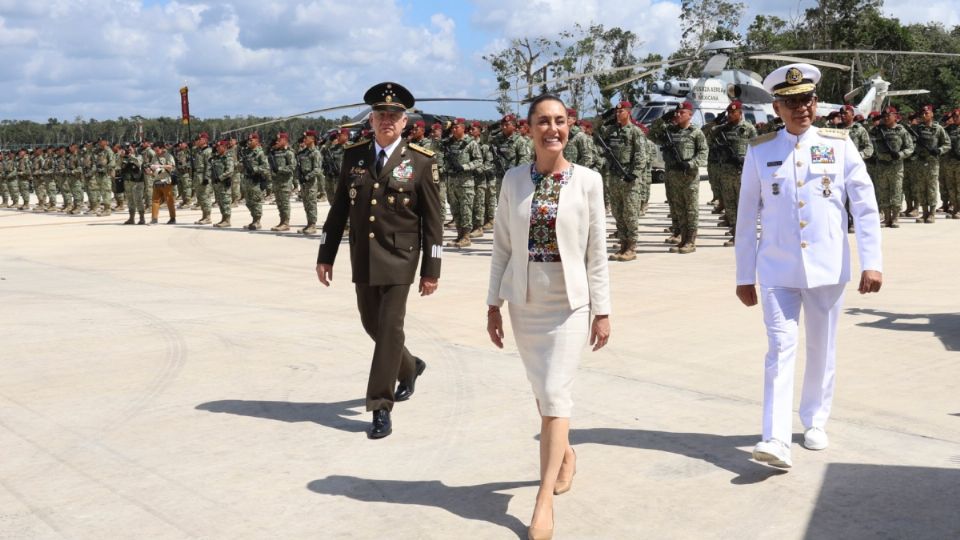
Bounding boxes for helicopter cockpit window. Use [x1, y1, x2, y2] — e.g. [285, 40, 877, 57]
[703, 112, 716, 123]
[635, 105, 667, 125]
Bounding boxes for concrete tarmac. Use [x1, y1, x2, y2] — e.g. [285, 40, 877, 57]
[1, 186, 958, 539]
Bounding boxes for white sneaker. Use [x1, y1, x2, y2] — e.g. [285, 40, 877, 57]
[752, 439, 792, 468]
[803, 427, 829, 451]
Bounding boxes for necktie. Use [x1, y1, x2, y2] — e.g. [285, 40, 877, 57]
[376, 149, 386, 176]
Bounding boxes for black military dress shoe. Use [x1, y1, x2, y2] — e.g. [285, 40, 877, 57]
[368, 410, 392, 439]
[394, 358, 426, 402]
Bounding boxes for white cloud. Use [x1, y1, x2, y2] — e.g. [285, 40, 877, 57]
[883, 0, 960, 28]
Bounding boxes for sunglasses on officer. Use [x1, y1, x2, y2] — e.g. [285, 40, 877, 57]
[775, 93, 817, 110]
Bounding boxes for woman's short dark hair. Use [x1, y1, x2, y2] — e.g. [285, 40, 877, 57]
[526, 94, 566, 124]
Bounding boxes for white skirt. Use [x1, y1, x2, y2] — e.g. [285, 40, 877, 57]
[508, 262, 590, 417]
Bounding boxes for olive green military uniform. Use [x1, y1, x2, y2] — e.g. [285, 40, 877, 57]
[229, 144, 242, 205]
[192, 142, 214, 223]
[640, 136, 657, 212]
[324, 142, 345, 203]
[270, 145, 297, 230]
[714, 118, 758, 244]
[704, 123, 724, 206]
[140, 146, 157, 212]
[493, 130, 532, 198]
[472, 140, 495, 234]
[869, 123, 915, 227]
[602, 121, 647, 260]
[174, 146, 193, 207]
[92, 146, 116, 215]
[911, 121, 950, 222]
[563, 125, 595, 169]
[649, 119, 709, 253]
[317, 139, 443, 413]
[0, 154, 11, 208]
[297, 144, 323, 232]
[120, 151, 144, 221]
[210, 150, 235, 226]
[443, 135, 483, 246]
[65, 149, 84, 213]
[943, 124, 960, 217]
[81, 145, 97, 213]
[240, 143, 271, 230]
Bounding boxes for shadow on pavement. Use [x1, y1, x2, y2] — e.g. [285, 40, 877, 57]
[570, 428, 787, 485]
[195, 398, 368, 433]
[847, 308, 960, 351]
[804, 463, 960, 539]
[307, 475, 538, 538]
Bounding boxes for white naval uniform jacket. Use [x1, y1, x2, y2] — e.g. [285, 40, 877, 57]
[735, 126, 883, 288]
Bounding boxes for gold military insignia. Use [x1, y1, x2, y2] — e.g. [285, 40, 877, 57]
[786, 67, 803, 85]
[818, 128, 849, 140]
[408, 143, 435, 157]
[349, 187, 358, 199]
[387, 195, 396, 204]
[822, 177, 832, 197]
[345, 138, 370, 150]
[431, 163, 440, 183]
[402, 197, 410, 206]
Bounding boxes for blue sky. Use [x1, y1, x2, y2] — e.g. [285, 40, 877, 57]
[0, 0, 950, 124]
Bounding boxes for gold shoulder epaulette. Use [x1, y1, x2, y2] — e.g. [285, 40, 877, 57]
[748, 132, 777, 146]
[407, 143, 435, 157]
[345, 139, 369, 150]
[819, 127, 849, 140]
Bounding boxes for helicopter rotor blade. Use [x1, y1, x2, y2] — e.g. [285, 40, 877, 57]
[507, 57, 700, 95]
[776, 49, 960, 58]
[748, 54, 851, 71]
[221, 102, 367, 136]
[600, 61, 696, 92]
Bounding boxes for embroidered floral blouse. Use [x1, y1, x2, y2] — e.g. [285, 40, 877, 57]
[528, 164, 572, 262]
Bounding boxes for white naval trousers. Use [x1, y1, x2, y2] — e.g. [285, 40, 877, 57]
[760, 283, 846, 443]
[508, 262, 590, 418]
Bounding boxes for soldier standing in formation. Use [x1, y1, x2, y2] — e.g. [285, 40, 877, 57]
[269, 132, 297, 232]
[650, 101, 708, 254]
[943, 109, 960, 218]
[240, 133, 271, 230]
[297, 130, 324, 234]
[323, 128, 349, 203]
[911, 104, 950, 223]
[602, 100, 647, 262]
[65, 144, 84, 214]
[869, 106, 914, 227]
[92, 137, 116, 216]
[444, 117, 483, 248]
[563, 107, 595, 169]
[120, 142, 145, 225]
[209, 140, 235, 228]
[151, 143, 177, 224]
[191, 133, 213, 223]
[710, 100, 757, 247]
[316, 82, 443, 440]
[228, 136, 242, 206]
[174, 141, 193, 208]
[840, 104, 874, 233]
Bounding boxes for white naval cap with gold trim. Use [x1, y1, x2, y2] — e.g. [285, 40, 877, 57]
[763, 63, 821, 97]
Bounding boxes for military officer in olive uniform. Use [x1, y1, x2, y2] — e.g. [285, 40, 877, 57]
[209, 140, 235, 228]
[316, 82, 443, 440]
[869, 106, 914, 227]
[270, 132, 297, 231]
[649, 101, 708, 254]
[603, 100, 648, 261]
[736, 63, 883, 469]
[241, 133, 271, 230]
[911, 104, 951, 223]
[297, 130, 324, 234]
[712, 100, 757, 247]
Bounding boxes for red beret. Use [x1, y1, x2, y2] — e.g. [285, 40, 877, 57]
[727, 100, 742, 112]
[868, 111, 881, 118]
[471, 121, 482, 128]
[304, 130, 317, 138]
[431, 123, 442, 130]
[198, 132, 209, 140]
[518, 119, 528, 126]
[248, 132, 260, 140]
[452, 118, 466, 126]
[277, 132, 289, 140]
[678, 101, 694, 111]
[501, 114, 516, 124]
[339, 128, 350, 135]
[413, 120, 425, 128]
[216, 140, 228, 147]
[854, 114, 864, 122]
[883, 106, 898, 115]
[616, 101, 632, 110]
[842, 104, 856, 112]
[580, 120, 592, 129]
[921, 104, 934, 113]
[566, 107, 577, 117]
[954, 109, 960, 117]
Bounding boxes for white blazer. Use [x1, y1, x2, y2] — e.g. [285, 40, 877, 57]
[734, 126, 883, 288]
[486, 163, 611, 315]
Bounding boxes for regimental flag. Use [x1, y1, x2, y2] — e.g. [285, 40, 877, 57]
[180, 86, 190, 125]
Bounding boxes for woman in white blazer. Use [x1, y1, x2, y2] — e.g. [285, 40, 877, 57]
[486, 94, 611, 540]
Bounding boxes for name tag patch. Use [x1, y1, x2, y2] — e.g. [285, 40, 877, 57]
[810, 145, 835, 164]
[766, 161, 782, 167]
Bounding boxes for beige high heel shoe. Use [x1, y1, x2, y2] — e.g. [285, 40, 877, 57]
[528, 515, 554, 540]
[553, 448, 577, 495]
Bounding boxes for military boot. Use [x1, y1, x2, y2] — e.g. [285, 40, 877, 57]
[138, 213, 146, 225]
[195, 212, 212, 225]
[446, 229, 464, 248]
[640, 201, 649, 214]
[100, 203, 111, 216]
[123, 211, 135, 225]
[214, 218, 231, 228]
[669, 231, 687, 253]
[270, 222, 290, 232]
[717, 216, 730, 227]
[678, 231, 698, 254]
[664, 232, 681, 245]
[618, 240, 637, 261]
[300, 224, 317, 234]
[245, 220, 260, 231]
[924, 206, 935, 223]
[889, 208, 900, 228]
[456, 229, 472, 248]
[482, 220, 494, 232]
[469, 227, 483, 238]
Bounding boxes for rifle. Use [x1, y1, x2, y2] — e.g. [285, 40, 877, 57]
[593, 132, 637, 182]
[877, 128, 901, 160]
[664, 129, 689, 172]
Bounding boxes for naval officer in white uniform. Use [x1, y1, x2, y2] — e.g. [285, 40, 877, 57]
[734, 63, 883, 468]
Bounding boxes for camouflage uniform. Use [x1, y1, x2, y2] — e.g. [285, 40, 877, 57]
[53, 149, 70, 211]
[209, 149, 235, 226]
[443, 134, 483, 246]
[324, 142, 345, 202]
[641, 136, 657, 211]
[602, 121, 647, 259]
[81, 145, 97, 212]
[192, 142, 214, 223]
[32, 151, 49, 209]
[563, 125, 595, 169]
[65, 148, 84, 213]
[92, 145, 116, 215]
[425, 134, 448, 213]
[229, 143, 242, 204]
[140, 146, 157, 212]
[714, 118, 758, 244]
[704, 123, 724, 205]
[0, 154, 11, 207]
[240, 142, 271, 229]
[943, 123, 960, 217]
[869, 123, 915, 227]
[911, 121, 950, 222]
[649, 118, 708, 253]
[16, 152, 33, 210]
[174, 146, 193, 207]
[471, 140, 495, 233]
[270, 144, 297, 230]
[493, 130, 532, 198]
[42, 150, 58, 210]
[120, 150, 144, 221]
[297, 143, 323, 232]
